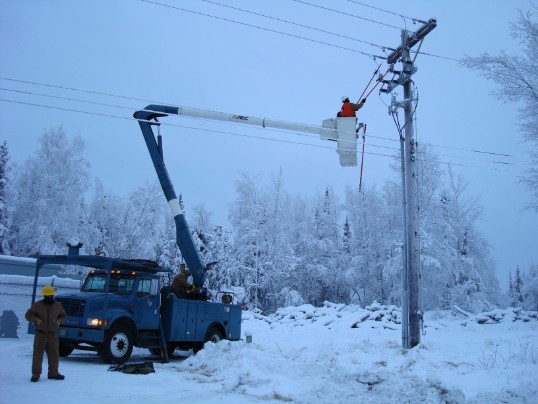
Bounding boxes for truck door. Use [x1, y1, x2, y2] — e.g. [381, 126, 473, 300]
[134, 277, 160, 330]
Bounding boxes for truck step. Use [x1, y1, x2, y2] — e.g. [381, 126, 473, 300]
[137, 333, 163, 348]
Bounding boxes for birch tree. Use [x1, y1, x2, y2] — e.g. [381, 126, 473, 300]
[462, 7, 538, 210]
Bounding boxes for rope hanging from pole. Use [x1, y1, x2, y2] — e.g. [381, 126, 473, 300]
[359, 124, 367, 192]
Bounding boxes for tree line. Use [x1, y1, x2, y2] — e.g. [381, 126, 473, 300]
[3, 128, 537, 313]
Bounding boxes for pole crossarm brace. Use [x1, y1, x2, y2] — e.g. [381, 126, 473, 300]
[386, 19, 437, 65]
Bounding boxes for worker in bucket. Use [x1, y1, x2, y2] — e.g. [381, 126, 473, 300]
[25, 285, 67, 382]
[337, 96, 366, 117]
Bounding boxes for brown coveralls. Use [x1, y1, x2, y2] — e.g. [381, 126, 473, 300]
[171, 271, 192, 293]
[25, 299, 66, 379]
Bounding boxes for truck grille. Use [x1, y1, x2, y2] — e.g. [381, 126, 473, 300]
[56, 298, 86, 317]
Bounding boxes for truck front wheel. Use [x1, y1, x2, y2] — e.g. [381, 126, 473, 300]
[59, 340, 74, 357]
[100, 324, 133, 364]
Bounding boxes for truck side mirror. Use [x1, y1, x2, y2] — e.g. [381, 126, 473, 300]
[150, 279, 159, 296]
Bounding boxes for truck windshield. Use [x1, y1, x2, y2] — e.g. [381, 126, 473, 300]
[82, 272, 136, 295]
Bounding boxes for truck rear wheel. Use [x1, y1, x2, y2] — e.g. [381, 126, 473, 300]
[100, 324, 133, 364]
[205, 327, 224, 344]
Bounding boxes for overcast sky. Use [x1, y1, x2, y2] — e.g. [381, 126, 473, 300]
[1, 0, 536, 291]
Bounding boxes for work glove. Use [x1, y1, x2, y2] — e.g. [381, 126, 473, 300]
[361, 99, 366, 104]
[35, 318, 42, 325]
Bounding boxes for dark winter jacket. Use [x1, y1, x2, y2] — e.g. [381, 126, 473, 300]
[25, 299, 66, 333]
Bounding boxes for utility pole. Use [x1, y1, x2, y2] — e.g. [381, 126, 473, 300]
[382, 19, 436, 349]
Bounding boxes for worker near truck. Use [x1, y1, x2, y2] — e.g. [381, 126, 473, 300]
[337, 96, 366, 117]
[171, 264, 195, 298]
[25, 285, 67, 382]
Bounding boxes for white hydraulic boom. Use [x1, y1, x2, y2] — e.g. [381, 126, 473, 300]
[138, 104, 362, 167]
[133, 104, 362, 288]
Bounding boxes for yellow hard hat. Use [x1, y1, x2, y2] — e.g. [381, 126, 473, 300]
[41, 285, 55, 296]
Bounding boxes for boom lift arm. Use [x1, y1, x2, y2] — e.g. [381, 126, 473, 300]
[134, 105, 208, 288]
[133, 104, 364, 286]
[135, 104, 361, 165]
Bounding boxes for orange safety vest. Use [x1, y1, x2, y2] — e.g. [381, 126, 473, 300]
[340, 101, 356, 117]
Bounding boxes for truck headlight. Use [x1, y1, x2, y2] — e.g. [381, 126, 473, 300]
[87, 318, 107, 327]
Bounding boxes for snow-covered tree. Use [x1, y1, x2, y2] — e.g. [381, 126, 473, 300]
[462, 7, 538, 210]
[344, 184, 399, 307]
[85, 179, 125, 256]
[513, 265, 524, 306]
[508, 270, 514, 300]
[307, 187, 341, 305]
[86, 180, 165, 259]
[229, 172, 272, 311]
[204, 224, 243, 300]
[424, 167, 501, 311]
[522, 263, 538, 310]
[287, 195, 315, 305]
[262, 170, 297, 310]
[0, 141, 11, 255]
[11, 127, 89, 255]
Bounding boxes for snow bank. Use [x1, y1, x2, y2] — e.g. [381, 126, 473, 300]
[0, 304, 536, 403]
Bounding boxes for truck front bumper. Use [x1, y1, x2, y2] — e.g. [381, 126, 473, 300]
[59, 326, 104, 343]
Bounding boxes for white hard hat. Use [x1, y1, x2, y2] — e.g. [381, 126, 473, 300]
[341, 96, 350, 102]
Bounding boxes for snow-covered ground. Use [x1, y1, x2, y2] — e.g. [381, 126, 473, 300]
[1, 303, 537, 404]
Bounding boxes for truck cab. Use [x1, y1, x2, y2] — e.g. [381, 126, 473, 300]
[78, 268, 161, 331]
[29, 246, 241, 364]
[29, 251, 170, 364]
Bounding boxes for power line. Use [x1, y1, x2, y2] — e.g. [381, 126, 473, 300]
[0, 97, 392, 158]
[0, 78, 531, 166]
[0, 85, 388, 145]
[0, 97, 528, 173]
[0, 79, 404, 145]
[200, 0, 391, 51]
[0, 77, 158, 104]
[140, 0, 384, 59]
[0, 89, 398, 156]
[292, 0, 402, 30]
[0, 98, 134, 122]
[0, 87, 136, 112]
[410, 50, 459, 62]
[4, 85, 518, 167]
[141, 0, 456, 63]
[293, 1, 457, 62]
[345, 0, 427, 24]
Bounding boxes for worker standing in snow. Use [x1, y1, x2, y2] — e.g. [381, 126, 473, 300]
[25, 285, 66, 382]
[337, 96, 366, 117]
